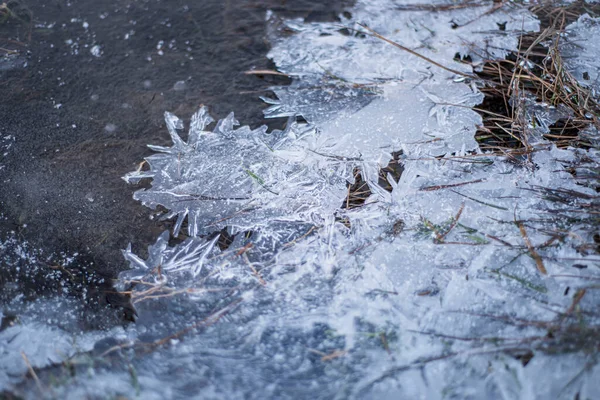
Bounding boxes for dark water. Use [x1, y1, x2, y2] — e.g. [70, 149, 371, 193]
[0, 0, 350, 316]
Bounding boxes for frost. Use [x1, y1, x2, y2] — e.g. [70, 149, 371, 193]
[561, 14, 600, 96]
[7, 1, 600, 398]
[172, 80, 186, 91]
[124, 106, 347, 238]
[0, 323, 75, 386]
[106, 1, 599, 398]
[265, 0, 539, 127]
[119, 231, 219, 282]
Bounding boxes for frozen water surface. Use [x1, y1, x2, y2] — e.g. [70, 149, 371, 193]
[0, 135, 15, 171]
[3, 1, 600, 399]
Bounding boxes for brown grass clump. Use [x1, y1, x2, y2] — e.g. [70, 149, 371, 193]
[343, 168, 372, 210]
[473, 2, 600, 152]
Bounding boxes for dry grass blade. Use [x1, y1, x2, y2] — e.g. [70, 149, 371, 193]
[242, 252, 266, 286]
[308, 348, 348, 362]
[101, 299, 242, 358]
[357, 24, 476, 79]
[235, 242, 253, 256]
[283, 225, 318, 247]
[152, 299, 242, 347]
[473, 11, 600, 153]
[517, 221, 547, 275]
[21, 351, 45, 396]
[420, 179, 484, 192]
[563, 289, 587, 320]
[453, 1, 506, 28]
[394, 1, 489, 12]
[435, 203, 465, 243]
[321, 350, 348, 362]
[244, 69, 291, 77]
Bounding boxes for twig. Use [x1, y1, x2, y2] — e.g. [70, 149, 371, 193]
[420, 178, 484, 192]
[436, 203, 465, 243]
[516, 221, 547, 275]
[235, 242, 253, 256]
[308, 348, 348, 361]
[450, 189, 509, 210]
[146, 299, 241, 348]
[453, 1, 506, 29]
[21, 352, 44, 396]
[100, 299, 242, 358]
[357, 24, 477, 79]
[321, 350, 348, 362]
[242, 252, 266, 286]
[561, 289, 587, 322]
[283, 225, 318, 248]
[244, 69, 290, 77]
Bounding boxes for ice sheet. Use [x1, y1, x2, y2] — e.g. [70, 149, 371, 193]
[6, 1, 600, 399]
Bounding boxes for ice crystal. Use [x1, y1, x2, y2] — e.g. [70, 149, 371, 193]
[7, 1, 600, 399]
[561, 14, 600, 97]
[265, 0, 539, 128]
[109, 2, 600, 398]
[124, 107, 347, 238]
[120, 231, 219, 283]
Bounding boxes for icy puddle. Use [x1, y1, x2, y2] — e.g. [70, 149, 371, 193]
[3, 1, 600, 398]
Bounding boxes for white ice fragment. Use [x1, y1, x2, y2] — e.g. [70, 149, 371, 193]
[119, 230, 220, 283]
[0, 323, 77, 388]
[124, 107, 347, 237]
[90, 45, 102, 57]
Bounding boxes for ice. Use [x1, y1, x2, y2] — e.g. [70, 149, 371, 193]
[119, 231, 220, 282]
[561, 14, 600, 97]
[1, 323, 75, 386]
[124, 107, 348, 238]
[108, 1, 598, 398]
[90, 44, 102, 57]
[0, 134, 15, 171]
[172, 80, 186, 91]
[262, 79, 377, 124]
[265, 0, 538, 127]
[6, 0, 600, 398]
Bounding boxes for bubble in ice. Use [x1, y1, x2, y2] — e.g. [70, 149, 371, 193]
[172, 80, 186, 91]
